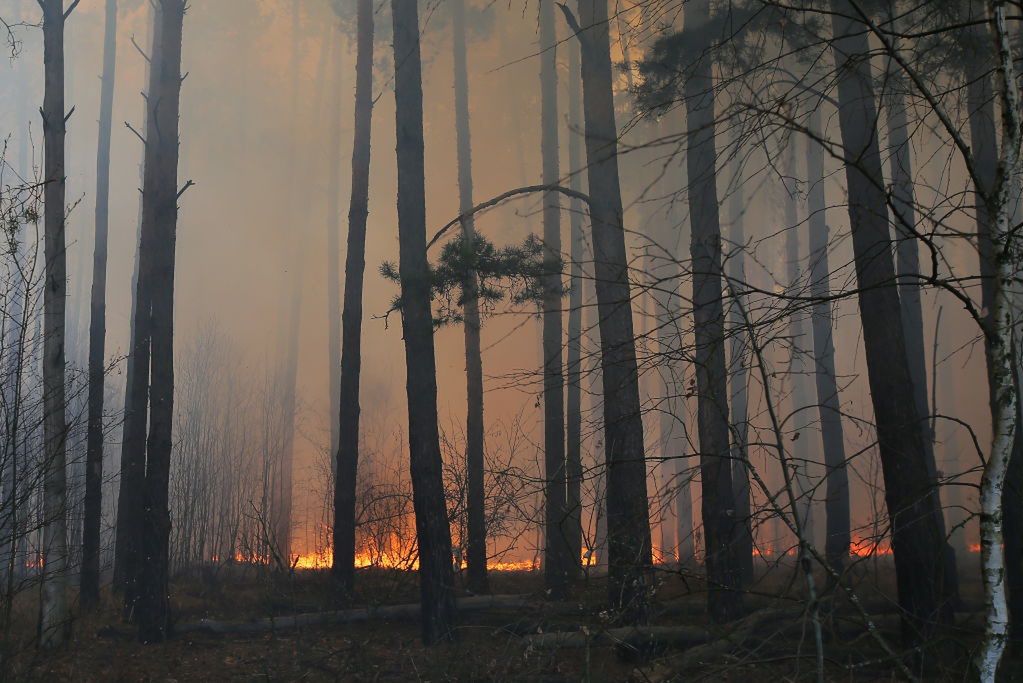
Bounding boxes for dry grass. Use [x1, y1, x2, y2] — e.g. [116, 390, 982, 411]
[0, 559, 1017, 682]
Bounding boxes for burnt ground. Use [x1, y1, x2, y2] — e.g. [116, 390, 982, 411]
[4, 558, 1022, 681]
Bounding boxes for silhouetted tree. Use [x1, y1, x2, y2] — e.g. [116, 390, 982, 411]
[391, 0, 457, 645]
[81, 0, 117, 609]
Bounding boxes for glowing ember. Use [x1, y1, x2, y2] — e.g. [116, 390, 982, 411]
[278, 547, 601, 573]
[850, 535, 893, 557]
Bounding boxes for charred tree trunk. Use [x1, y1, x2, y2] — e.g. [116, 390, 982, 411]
[565, 26, 584, 579]
[81, 0, 117, 609]
[451, 0, 488, 595]
[137, 0, 186, 644]
[540, 0, 569, 599]
[830, 0, 954, 642]
[391, 0, 457, 645]
[569, 0, 651, 623]
[39, 0, 72, 647]
[887, 77, 960, 601]
[115, 1, 162, 608]
[805, 108, 850, 572]
[333, 0, 374, 601]
[683, 0, 742, 622]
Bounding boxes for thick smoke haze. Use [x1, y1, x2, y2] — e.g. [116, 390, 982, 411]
[0, 0, 991, 559]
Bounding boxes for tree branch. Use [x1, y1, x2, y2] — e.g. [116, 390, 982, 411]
[427, 184, 592, 251]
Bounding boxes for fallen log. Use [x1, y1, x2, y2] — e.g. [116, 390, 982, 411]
[522, 625, 711, 651]
[630, 607, 806, 681]
[176, 594, 532, 635]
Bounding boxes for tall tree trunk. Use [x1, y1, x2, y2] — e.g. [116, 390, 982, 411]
[540, 0, 568, 599]
[965, 5, 1023, 653]
[726, 144, 753, 584]
[38, 0, 71, 648]
[888, 77, 960, 602]
[115, 1, 161, 608]
[570, 0, 651, 623]
[682, 0, 742, 622]
[805, 107, 850, 572]
[451, 0, 488, 595]
[333, 0, 374, 601]
[390, 0, 457, 645]
[81, 0, 117, 609]
[137, 0, 185, 644]
[564, 24, 584, 579]
[965, 2, 1023, 666]
[829, 0, 954, 642]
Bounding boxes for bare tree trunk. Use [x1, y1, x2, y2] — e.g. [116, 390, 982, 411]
[830, 0, 954, 643]
[333, 0, 374, 601]
[115, 0, 161, 609]
[391, 0, 457, 645]
[450, 0, 488, 595]
[965, 5, 1023, 655]
[540, 0, 569, 599]
[38, 0, 72, 648]
[137, 0, 186, 644]
[564, 25, 585, 580]
[886, 76, 960, 604]
[804, 108, 850, 572]
[569, 0, 651, 623]
[967, 3, 1023, 675]
[726, 144, 753, 584]
[683, 0, 742, 622]
[81, 0, 117, 609]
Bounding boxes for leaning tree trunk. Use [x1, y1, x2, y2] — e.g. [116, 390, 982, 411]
[115, 0, 162, 609]
[333, 0, 374, 601]
[81, 0, 117, 609]
[804, 107, 850, 572]
[391, 0, 457, 645]
[570, 0, 651, 624]
[39, 0, 72, 648]
[451, 0, 488, 595]
[830, 0, 954, 644]
[683, 0, 743, 622]
[565, 26, 585, 578]
[726, 142, 753, 584]
[137, 0, 186, 644]
[540, 0, 569, 599]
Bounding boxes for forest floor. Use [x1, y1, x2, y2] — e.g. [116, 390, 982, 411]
[5, 557, 1021, 681]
